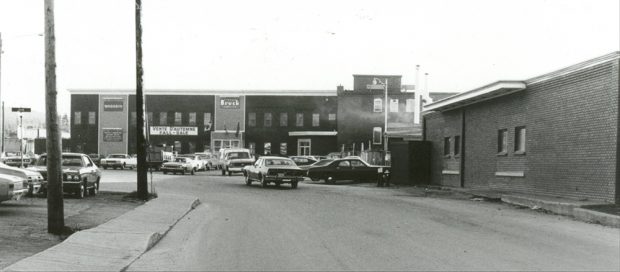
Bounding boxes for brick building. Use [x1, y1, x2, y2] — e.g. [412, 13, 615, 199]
[423, 52, 619, 203]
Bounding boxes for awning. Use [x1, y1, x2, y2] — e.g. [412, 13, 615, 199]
[424, 81, 526, 112]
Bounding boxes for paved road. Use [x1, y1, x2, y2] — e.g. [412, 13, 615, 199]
[100, 170, 620, 271]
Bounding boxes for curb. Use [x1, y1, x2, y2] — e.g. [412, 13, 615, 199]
[573, 208, 620, 228]
[3, 194, 200, 272]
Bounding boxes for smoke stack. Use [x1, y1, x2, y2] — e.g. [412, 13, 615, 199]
[415, 65, 420, 91]
[424, 73, 429, 94]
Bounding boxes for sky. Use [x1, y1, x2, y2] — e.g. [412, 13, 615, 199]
[0, 0, 618, 116]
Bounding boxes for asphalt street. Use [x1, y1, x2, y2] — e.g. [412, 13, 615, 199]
[100, 169, 620, 271]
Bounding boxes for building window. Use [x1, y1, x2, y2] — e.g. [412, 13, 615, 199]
[74, 112, 81, 125]
[280, 113, 288, 127]
[280, 143, 287, 155]
[328, 113, 336, 121]
[174, 112, 182, 125]
[130, 112, 136, 125]
[264, 142, 271, 155]
[248, 112, 256, 127]
[373, 98, 383, 112]
[214, 140, 222, 152]
[298, 139, 311, 155]
[203, 113, 211, 126]
[159, 112, 167, 125]
[406, 99, 415, 112]
[89, 111, 96, 125]
[498, 129, 508, 155]
[147, 112, 153, 124]
[312, 113, 319, 127]
[296, 113, 304, 127]
[264, 112, 272, 127]
[248, 142, 256, 155]
[390, 99, 399, 112]
[443, 137, 451, 157]
[454, 135, 461, 156]
[189, 112, 196, 125]
[372, 127, 382, 144]
[515, 126, 526, 154]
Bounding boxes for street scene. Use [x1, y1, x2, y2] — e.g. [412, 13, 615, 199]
[1, 0, 620, 271]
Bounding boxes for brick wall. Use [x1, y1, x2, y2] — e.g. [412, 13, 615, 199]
[425, 58, 619, 203]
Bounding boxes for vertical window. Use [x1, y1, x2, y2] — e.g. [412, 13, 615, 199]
[296, 113, 304, 127]
[130, 112, 136, 125]
[264, 142, 271, 155]
[174, 112, 182, 125]
[214, 140, 222, 152]
[264, 113, 272, 127]
[443, 137, 451, 156]
[328, 113, 336, 121]
[204, 113, 211, 126]
[147, 112, 153, 124]
[74, 112, 81, 125]
[372, 127, 382, 144]
[373, 98, 383, 112]
[406, 99, 415, 112]
[298, 139, 311, 155]
[248, 112, 256, 127]
[312, 113, 320, 127]
[248, 142, 256, 155]
[454, 135, 461, 156]
[390, 99, 399, 112]
[280, 143, 287, 155]
[280, 113, 288, 127]
[189, 112, 196, 125]
[159, 112, 167, 125]
[498, 129, 508, 154]
[515, 126, 526, 153]
[89, 112, 96, 125]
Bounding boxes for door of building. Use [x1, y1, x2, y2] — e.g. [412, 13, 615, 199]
[297, 139, 311, 155]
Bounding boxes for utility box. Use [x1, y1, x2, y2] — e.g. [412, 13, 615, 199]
[389, 141, 431, 185]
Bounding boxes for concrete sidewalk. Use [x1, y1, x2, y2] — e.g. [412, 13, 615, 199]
[3, 193, 200, 272]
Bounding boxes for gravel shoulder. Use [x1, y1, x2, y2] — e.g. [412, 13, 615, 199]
[0, 192, 142, 269]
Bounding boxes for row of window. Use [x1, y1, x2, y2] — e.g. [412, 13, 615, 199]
[443, 126, 526, 158]
[74, 111, 213, 126]
[247, 112, 336, 128]
[373, 98, 416, 113]
[74, 112, 97, 125]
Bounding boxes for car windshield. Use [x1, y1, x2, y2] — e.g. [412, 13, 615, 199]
[264, 159, 295, 166]
[312, 159, 334, 166]
[108, 154, 126, 158]
[37, 156, 83, 166]
[175, 158, 188, 163]
[227, 152, 250, 159]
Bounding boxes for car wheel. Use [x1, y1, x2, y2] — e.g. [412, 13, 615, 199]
[121, 163, 126, 170]
[90, 181, 99, 196]
[103, 166, 108, 170]
[291, 181, 298, 189]
[245, 174, 251, 186]
[191, 168, 195, 175]
[181, 168, 186, 175]
[228, 169, 232, 176]
[260, 175, 268, 188]
[163, 171, 168, 175]
[275, 182, 281, 187]
[77, 183, 85, 199]
[221, 169, 226, 176]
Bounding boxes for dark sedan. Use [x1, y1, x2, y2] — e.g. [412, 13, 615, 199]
[243, 156, 305, 188]
[28, 153, 101, 198]
[306, 157, 390, 184]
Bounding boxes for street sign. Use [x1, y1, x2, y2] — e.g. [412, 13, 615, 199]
[366, 84, 385, 90]
[11, 107, 31, 112]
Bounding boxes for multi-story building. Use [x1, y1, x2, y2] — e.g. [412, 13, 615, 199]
[423, 52, 619, 203]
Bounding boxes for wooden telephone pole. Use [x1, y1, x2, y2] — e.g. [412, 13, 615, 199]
[44, 0, 64, 234]
[135, 0, 148, 199]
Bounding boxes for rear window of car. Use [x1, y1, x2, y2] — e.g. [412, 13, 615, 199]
[108, 154, 126, 158]
[265, 159, 295, 166]
[227, 152, 250, 159]
[38, 156, 83, 166]
[175, 158, 188, 162]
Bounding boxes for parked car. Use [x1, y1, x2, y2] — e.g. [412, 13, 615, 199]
[289, 156, 318, 167]
[325, 152, 343, 160]
[194, 152, 216, 170]
[0, 162, 43, 196]
[100, 154, 137, 170]
[176, 154, 204, 171]
[88, 154, 103, 166]
[27, 153, 101, 198]
[0, 173, 28, 203]
[306, 157, 390, 184]
[0, 151, 33, 168]
[161, 157, 196, 175]
[221, 149, 254, 176]
[243, 156, 305, 188]
[298, 158, 334, 171]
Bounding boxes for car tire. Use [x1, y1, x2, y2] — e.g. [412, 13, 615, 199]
[260, 175, 268, 188]
[291, 181, 298, 189]
[228, 169, 232, 176]
[191, 168, 195, 175]
[90, 181, 99, 196]
[163, 171, 168, 175]
[103, 166, 108, 170]
[221, 169, 226, 176]
[77, 183, 85, 199]
[181, 168, 186, 175]
[121, 163, 126, 170]
[275, 182, 281, 187]
[245, 174, 251, 185]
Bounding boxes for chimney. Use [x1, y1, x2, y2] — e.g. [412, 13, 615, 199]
[424, 73, 429, 95]
[415, 65, 420, 91]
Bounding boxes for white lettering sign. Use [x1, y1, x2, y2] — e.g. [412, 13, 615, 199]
[150, 126, 198, 136]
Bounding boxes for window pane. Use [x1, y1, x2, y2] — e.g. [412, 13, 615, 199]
[89, 112, 96, 125]
[264, 112, 272, 127]
[175, 112, 182, 125]
[328, 113, 336, 121]
[147, 112, 153, 124]
[280, 143, 287, 155]
[406, 99, 415, 112]
[312, 113, 319, 127]
[280, 113, 288, 127]
[74, 112, 81, 125]
[130, 112, 136, 125]
[204, 113, 211, 126]
[390, 99, 399, 112]
[515, 126, 526, 152]
[189, 112, 196, 125]
[498, 129, 508, 153]
[296, 113, 303, 127]
[454, 136, 461, 156]
[248, 112, 256, 127]
[444, 137, 451, 156]
[248, 142, 256, 155]
[373, 127, 382, 144]
[373, 98, 383, 112]
[160, 112, 167, 125]
[264, 142, 271, 155]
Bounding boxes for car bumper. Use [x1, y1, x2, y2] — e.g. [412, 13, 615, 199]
[40, 181, 83, 193]
[161, 167, 186, 172]
[264, 176, 304, 183]
[101, 162, 124, 167]
[227, 167, 246, 173]
[11, 188, 28, 200]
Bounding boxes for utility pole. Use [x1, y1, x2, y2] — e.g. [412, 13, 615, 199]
[45, 0, 64, 234]
[135, 0, 148, 199]
[1, 32, 3, 153]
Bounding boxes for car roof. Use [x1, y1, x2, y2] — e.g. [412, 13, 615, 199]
[39, 152, 85, 157]
[260, 156, 292, 160]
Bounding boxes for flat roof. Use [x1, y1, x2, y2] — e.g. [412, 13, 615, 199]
[69, 89, 337, 96]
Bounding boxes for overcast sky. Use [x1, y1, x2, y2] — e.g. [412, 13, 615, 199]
[0, 0, 618, 115]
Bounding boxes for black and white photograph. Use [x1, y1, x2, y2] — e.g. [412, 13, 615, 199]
[0, 0, 618, 271]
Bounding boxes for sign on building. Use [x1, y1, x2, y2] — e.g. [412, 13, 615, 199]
[220, 97, 240, 109]
[150, 126, 198, 136]
[102, 128, 123, 142]
[103, 98, 124, 111]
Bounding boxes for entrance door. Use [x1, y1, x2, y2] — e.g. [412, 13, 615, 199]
[297, 139, 311, 155]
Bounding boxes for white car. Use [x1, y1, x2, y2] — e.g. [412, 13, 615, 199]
[0, 173, 28, 203]
[0, 162, 44, 195]
[176, 155, 204, 171]
[100, 154, 137, 170]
